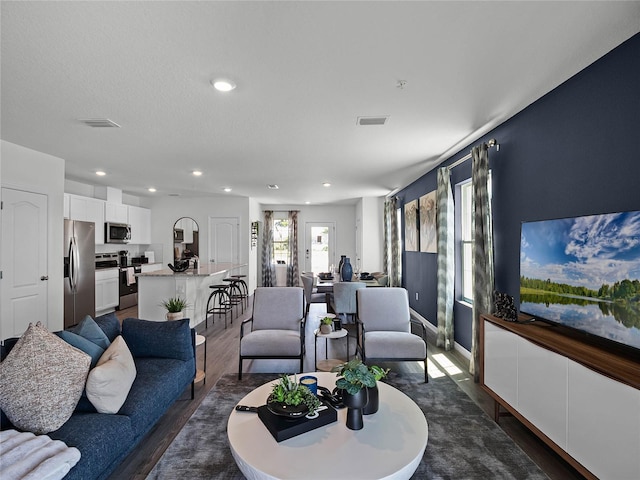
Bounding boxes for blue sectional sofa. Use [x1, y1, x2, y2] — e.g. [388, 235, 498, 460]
[1, 313, 196, 480]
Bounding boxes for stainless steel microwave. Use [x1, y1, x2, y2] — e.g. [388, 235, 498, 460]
[105, 222, 131, 244]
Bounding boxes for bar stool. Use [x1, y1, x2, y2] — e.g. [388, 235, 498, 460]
[230, 274, 249, 308]
[223, 277, 245, 315]
[205, 284, 233, 328]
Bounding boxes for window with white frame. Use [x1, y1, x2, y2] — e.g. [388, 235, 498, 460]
[459, 174, 491, 303]
[272, 216, 289, 264]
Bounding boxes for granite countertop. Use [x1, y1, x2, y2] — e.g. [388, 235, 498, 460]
[136, 262, 246, 277]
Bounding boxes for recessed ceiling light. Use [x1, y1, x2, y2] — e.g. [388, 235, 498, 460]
[96, 170, 106, 176]
[268, 184, 279, 190]
[305, 201, 311, 205]
[211, 79, 236, 92]
[322, 182, 331, 187]
[223, 187, 232, 193]
[192, 170, 203, 176]
[148, 187, 157, 193]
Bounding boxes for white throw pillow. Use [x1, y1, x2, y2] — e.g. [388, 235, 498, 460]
[85, 335, 137, 414]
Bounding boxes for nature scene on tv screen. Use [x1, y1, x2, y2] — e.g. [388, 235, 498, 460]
[520, 210, 640, 350]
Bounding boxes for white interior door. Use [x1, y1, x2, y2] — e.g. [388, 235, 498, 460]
[304, 222, 335, 273]
[208, 217, 239, 265]
[1, 188, 48, 339]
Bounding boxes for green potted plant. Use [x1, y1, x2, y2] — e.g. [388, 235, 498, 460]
[267, 375, 321, 418]
[320, 316, 334, 334]
[160, 296, 189, 320]
[332, 359, 389, 429]
[363, 365, 389, 415]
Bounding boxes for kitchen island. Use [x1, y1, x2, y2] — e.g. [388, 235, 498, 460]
[136, 262, 247, 327]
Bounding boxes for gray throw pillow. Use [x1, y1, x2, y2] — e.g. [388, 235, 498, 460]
[0, 322, 91, 434]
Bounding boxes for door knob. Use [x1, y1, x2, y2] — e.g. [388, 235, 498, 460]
[41, 276, 49, 281]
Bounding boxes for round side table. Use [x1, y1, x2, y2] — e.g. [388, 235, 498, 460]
[194, 334, 206, 384]
[314, 328, 349, 371]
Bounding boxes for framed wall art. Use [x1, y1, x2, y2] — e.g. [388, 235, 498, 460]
[419, 191, 437, 253]
[404, 200, 418, 252]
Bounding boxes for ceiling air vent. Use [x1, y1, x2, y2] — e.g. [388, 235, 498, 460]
[79, 118, 121, 128]
[357, 116, 388, 126]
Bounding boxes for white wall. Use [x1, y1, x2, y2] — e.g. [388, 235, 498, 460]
[248, 197, 261, 292]
[147, 194, 251, 274]
[260, 203, 358, 273]
[357, 197, 384, 273]
[1, 140, 66, 332]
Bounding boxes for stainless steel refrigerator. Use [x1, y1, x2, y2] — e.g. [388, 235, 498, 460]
[64, 219, 96, 328]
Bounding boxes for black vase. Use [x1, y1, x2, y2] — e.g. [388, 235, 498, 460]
[363, 384, 379, 415]
[340, 257, 353, 282]
[342, 387, 368, 430]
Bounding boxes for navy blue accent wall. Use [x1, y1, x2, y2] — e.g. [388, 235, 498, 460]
[398, 33, 640, 351]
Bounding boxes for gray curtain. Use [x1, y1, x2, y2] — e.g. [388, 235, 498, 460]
[261, 210, 274, 287]
[384, 197, 401, 287]
[470, 143, 494, 382]
[286, 211, 299, 286]
[436, 167, 455, 350]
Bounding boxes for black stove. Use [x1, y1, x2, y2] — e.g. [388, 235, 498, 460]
[95, 252, 119, 269]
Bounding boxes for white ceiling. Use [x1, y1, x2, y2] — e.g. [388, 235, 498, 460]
[2, 1, 639, 205]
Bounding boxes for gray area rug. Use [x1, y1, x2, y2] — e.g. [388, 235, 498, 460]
[147, 372, 548, 479]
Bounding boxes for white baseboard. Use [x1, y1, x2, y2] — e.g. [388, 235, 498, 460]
[410, 308, 471, 361]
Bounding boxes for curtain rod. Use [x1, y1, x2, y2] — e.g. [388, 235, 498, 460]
[447, 138, 499, 171]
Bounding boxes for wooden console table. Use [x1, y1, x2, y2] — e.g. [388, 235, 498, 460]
[481, 314, 639, 480]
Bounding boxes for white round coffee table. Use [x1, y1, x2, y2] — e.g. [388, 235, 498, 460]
[227, 372, 428, 480]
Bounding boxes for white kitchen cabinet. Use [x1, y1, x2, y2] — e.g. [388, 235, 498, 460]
[176, 217, 196, 243]
[128, 205, 151, 244]
[95, 268, 119, 314]
[68, 194, 105, 245]
[105, 202, 128, 223]
[63, 193, 70, 219]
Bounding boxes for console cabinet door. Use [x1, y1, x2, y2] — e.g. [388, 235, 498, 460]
[567, 361, 640, 480]
[517, 338, 568, 449]
[483, 321, 518, 407]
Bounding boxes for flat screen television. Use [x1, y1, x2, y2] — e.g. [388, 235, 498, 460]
[519, 210, 640, 356]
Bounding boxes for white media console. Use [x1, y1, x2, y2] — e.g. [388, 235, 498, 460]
[481, 314, 639, 480]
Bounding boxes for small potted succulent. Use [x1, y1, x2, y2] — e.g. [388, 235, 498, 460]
[332, 359, 388, 429]
[160, 296, 189, 320]
[267, 375, 321, 418]
[320, 316, 334, 334]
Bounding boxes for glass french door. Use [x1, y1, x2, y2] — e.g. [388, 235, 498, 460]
[305, 222, 335, 274]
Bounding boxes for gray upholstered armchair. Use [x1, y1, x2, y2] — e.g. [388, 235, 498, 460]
[238, 287, 306, 380]
[329, 281, 366, 323]
[356, 287, 428, 383]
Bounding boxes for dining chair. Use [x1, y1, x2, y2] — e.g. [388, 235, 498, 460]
[356, 287, 428, 383]
[329, 281, 366, 323]
[238, 287, 306, 380]
[301, 274, 325, 314]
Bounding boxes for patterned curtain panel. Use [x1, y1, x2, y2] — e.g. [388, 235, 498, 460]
[261, 210, 274, 287]
[383, 197, 401, 287]
[469, 143, 495, 381]
[436, 167, 455, 350]
[286, 211, 299, 286]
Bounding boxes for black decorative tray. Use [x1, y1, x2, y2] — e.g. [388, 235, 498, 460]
[257, 400, 337, 442]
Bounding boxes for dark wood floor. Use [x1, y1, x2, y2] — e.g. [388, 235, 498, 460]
[109, 302, 585, 480]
